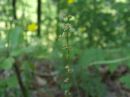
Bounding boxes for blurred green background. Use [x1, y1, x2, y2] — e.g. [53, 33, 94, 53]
[0, 0, 130, 97]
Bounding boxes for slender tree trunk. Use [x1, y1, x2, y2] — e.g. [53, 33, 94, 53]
[37, 0, 41, 37]
[12, 0, 17, 20]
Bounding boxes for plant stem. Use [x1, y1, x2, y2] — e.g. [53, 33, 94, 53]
[64, 16, 82, 97]
[14, 61, 28, 97]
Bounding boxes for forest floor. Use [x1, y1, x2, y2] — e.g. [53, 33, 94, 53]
[29, 59, 130, 97]
[1, 59, 130, 97]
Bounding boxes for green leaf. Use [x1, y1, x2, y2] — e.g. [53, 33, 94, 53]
[0, 75, 18, 88]
[79, 48, 105, 66]
[8, 26, 24, 49]
[6, 75, 18, 88]
[78, 48, 130, 68]
[120, 75, 130, 89]
[10, 45, 36, 57]
[0, 57, 15, 70]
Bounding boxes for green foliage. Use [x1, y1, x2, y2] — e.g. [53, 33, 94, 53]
[80, 72, 107, 97]
[58, 47, 130, 97]
[120, 74, 130, 89]
[8, 27, 24, 49]
[0, 0, 130, 97]
[79, 48, 130, 67]
[0, 75, 18, 92]
[0, 25, 39, 96]
[58, 64, 108, 97]
[0, 57, 14, 70]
